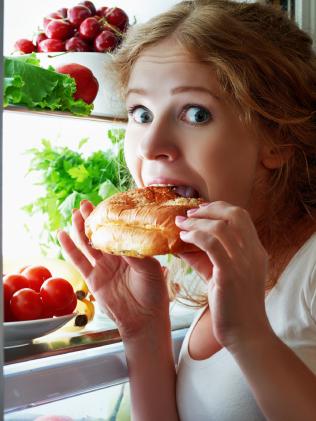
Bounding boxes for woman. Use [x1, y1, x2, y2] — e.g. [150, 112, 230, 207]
[59, 1, 316, 419]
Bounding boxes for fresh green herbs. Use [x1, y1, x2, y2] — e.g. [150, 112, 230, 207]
[23, 128, 133, 257]
[4, 54, 93, 115]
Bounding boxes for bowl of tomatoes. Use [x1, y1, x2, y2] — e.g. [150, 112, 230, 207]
[3, 265, 77, 346]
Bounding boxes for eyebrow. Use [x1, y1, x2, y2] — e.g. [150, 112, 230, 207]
[126, 86, 220, 100]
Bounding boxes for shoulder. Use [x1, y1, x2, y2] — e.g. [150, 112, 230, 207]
[297, 233, 316, 320]
[275, 232, 316, 312]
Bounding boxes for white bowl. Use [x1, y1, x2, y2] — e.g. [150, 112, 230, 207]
[36, 52, 127, 119]
[4, 313, 76, 347]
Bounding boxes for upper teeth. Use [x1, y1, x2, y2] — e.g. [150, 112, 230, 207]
[149, 184, 175, 187]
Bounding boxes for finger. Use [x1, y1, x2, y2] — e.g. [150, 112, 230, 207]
[72, 209, 103, 264]
[186, 201, 259, 249]
[123, 256, 163, 278]
[177, 251, 213, 281]
[58, 230, 93, 279]
[79, 199, 94, 220]
[180, 229, 231, 270]
[176, 216, 242, 260]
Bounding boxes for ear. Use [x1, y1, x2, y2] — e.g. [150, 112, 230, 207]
[260, 144, 293, 169]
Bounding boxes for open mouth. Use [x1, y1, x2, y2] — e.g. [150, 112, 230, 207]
[149, 184, 200, 199]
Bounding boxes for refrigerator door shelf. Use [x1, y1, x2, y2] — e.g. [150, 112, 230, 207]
[4, 328, 187, 414]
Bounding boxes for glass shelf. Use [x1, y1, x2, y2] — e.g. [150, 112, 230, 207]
[4, 302, 197, 366]
[4, 105, 128, 124]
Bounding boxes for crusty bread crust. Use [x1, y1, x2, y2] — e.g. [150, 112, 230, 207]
[85, 186, 205, 257]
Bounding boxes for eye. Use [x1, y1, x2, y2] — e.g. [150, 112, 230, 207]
[181, 105, 211, 125]
[128, 106, 153, 124]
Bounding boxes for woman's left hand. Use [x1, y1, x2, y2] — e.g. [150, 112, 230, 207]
[176, 201, 271, 351]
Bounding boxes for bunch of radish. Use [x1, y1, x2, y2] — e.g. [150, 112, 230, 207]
[14, 1, 129, 54]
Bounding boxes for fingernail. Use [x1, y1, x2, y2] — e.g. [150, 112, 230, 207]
[80, 200, 87, 206]
[179, 231, 189, 239]
[199, 202, 209, 207]
[175, 215, 187, 223]
[72, 208, 78, 214]
[187, 208, 199, 216]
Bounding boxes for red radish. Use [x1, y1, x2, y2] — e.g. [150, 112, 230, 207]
[67, 5, 91, 28]
[79, 1, 96, 15]
[105, 7, 129, 32]
[96, 7, 108, 17]
[79, 17, 101, 40]
[43, 12, 64, 31]
[45, 19, 74, 40]
[94, 30, 118, 52]
[35, 33, 47, 47]
[65, 37, 91, 52]
[38, 38, 65, 52]
[57, 8, 68, 18]
[14, 39, 36, 54]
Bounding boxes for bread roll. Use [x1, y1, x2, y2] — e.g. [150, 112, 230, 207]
[85, 186, 205, 257]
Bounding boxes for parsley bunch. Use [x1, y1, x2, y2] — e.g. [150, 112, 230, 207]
[23, 129, 133, 257]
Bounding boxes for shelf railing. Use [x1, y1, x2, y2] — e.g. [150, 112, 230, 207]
[4, 105, 128, 124]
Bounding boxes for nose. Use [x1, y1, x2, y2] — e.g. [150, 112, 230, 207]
[138, 120, 179, 162]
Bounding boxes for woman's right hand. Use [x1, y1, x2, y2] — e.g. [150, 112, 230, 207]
[58, 200, 171, 340]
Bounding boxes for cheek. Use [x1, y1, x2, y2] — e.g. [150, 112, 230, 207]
[124, 140, 136, 174]
[124, 135, 142, 185]
[187, 132, 259, 203]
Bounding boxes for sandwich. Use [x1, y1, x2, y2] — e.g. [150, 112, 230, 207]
[84, 186, 205, 257]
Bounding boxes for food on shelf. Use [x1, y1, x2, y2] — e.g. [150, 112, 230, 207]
[10, 288, 45, 321]
[14, 39, 36, 54]
[23, 130, 132, 256]
[67, 5, 93, 27]
[65, 36, 90, 52]
[4, 55, 93, 115]
[56, 63, 99, 104]
[21, 265, 52, 292]
[37, 38, 66, 53]
[40, 277, 77, 316]
[74, 297, 95, 326]
[85, 186, 205, 257]
[3, 274, 29, 322]
[3, 274, 29, 296]
[14, 2, 129, 54]
[3, 265, 78, 322]
[94, 29, 119, 52]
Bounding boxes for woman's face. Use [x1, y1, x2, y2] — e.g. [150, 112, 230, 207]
[124, 38, 269, 215]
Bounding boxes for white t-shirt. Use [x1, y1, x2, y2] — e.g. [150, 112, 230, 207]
[176, 232, 316, 421]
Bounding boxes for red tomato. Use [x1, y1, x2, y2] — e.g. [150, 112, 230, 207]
[22, 265, 52, 292]
[40, 302, 55, 319]
[40, 277, 76, 312]
[11, 288, 44, 321]
[54, 293, 77, 316]
[4, 283, 15, 322]
[3, 274, 29, 298]
[18, 265, 29, 273]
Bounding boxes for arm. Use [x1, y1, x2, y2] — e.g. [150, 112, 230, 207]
[175, 202, 316, 421]
[229, 327, 316, 421]
[58, 201, 179, 421]
[124, 319, 180, 421]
